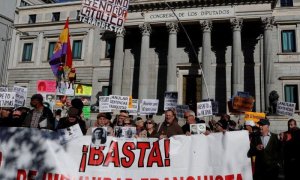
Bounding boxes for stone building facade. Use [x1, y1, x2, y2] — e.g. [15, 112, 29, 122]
[7, 0, 300, 118]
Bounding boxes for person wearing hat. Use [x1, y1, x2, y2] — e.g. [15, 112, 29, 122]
[56, 107, 87, 135]
[215, 119, 228, 132]
[86, 112, 113, 136]
[23, 94, 55, 130]
[248, 118, 280, 180]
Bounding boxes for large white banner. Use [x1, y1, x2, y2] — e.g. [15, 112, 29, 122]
[0, 128, 252, 180]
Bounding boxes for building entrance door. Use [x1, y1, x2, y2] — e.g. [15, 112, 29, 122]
[182, 75, 201, 113]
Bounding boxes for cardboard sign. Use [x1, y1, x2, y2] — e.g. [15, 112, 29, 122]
[99, 96, 111, 112]
[277, 101, 296, 117]
[0, 92, 15, 107]
[37, 80, 56, 93]
[190, 124, 206, 134]
[164, 92, 178, 110]
[140, 99, 159, 114]
[0, 86, 8, 92]
[114, 126, 136, 139]
[232, 96, 255, 112]
[109, 95, 129, 110]
[197, 101, 213, 117]
[127, 99, 139, 115]
[79, 0, 129, 33]
[75, 84, 92, 96]
[12, 86, 27, 108]
[244, 112, 266, 123]
[176, 105, 190, 118]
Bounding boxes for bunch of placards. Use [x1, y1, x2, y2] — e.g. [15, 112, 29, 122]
[276, 101, 296, 117]
[197, 101, 213, 117]
[190, 123, 206, 134]
[0, 92, 15, 107]
[79, 0, 129, 33]
[114, 126, 136, 139]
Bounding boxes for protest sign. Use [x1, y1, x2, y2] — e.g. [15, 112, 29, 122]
[42, 94, 55, 111]
[91, 127, 107, 147]
[83, 106, 91, 119]
[0, 127, 252, 180]
[37, 80, 56, 93]
[57, 124, 84, 144]
[109, 95, 129, 110]
[176, 105, 190, 118]
[0, 86, 8, 92]
[197, 101, 213, 117]
[127, 99, 139, 115]
[12, 86, 27, 108]
[244, 112, 266, 123]
[99, 96, 111, 112]
[139, 99, 159, 114]
[190, 123, 206, 134]
[164, 92, 178, 110]
[75, 84, 92, 96]
[232, 96, 255, 112]
[0, 92, 15, 107]
[277, 101, 296, 117]
[56, 81, 74, 96]
[79, 0, 129, 33]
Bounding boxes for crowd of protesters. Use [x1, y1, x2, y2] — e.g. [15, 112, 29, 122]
[1, 93, 300, 180]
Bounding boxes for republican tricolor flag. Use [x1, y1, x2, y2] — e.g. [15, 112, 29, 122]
[49, 17, 72, 78]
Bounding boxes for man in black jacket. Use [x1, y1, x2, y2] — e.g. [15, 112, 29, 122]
[248, 119, 280, 180]
[23, 94, 55, 130]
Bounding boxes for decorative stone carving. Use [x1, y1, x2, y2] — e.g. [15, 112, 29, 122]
[268, 90, 279, 114]
[230, 18, 243, 31]
[166, 22, 179, 34]
[200, 20, 212, 32]
[139, 23, 152, 35]
[261, 17, 275, 30]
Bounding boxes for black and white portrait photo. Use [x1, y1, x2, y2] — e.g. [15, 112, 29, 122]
[91, 127, 107, 146]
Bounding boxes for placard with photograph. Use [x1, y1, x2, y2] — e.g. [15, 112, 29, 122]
[190, 123, 206, 134]
[57, 124, 83, 144]
[91, 127, 107, 147]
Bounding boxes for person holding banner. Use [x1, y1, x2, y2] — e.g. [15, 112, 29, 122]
[157, 109, 183, 138]
[23, 94, 55, 130]
[86, 112, 113, 136]
[139, 118, 158, 138]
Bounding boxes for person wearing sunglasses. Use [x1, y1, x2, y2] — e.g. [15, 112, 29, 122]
[140, 119, 158, 138]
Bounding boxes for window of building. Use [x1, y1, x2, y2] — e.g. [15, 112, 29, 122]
[22, 43, 33, 62]
[281, 0, 293, 7]
[52, 12, 60, 22]
[284, 84, 299, 110]
[102, 86, 110, 96]
[281, 30, 296, 53]
[29, 14, 36, 24]
[48, 42, 56, 60]
[20, 0, 30, 7]
[72, 40, 82, 59]
[105, 39, 115, 58]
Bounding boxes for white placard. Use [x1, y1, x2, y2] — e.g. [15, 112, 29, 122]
[197, 101, 213, 117]
[0, 92, 15, 107]
[109, 95, 129, 110]
[127, 99, 139, 115]
[91, 127, 108, 147]
[57, 124, 83, 144]
[139, 99, 159, 114]
[145, 6, 235, 22]
[99, 96, 111, 112]
[0, 86, 8, 92]
[276, 101, 296, 117]
[13, 86, 27, 108]
[190, 123, 206, 134]
[164, 92, 178, 110]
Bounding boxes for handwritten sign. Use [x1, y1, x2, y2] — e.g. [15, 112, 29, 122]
[0, 92, 16, 107]
[0, 86, 8, 92]
[13, 86, 27, 108]
[164, 92, 178, 110]
[197, 101, 212, 117]
[109, 95, 129, 110]
[127, 99, 139, 115]
[99, 96, 111, 112]
[139, 99, 159, 114]
[277, 101, 296, 117]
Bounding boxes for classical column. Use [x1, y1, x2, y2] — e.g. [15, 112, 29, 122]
[166, 22, 179, 92]
[262, 17, 275, 111]
[230, 18, 243, 95]
[138, 23, 152, 99]
[200, 20, 212, 100]
[112, 30, 125, 95]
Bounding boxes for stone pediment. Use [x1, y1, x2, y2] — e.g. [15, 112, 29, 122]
[129, 0, 277, 11]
